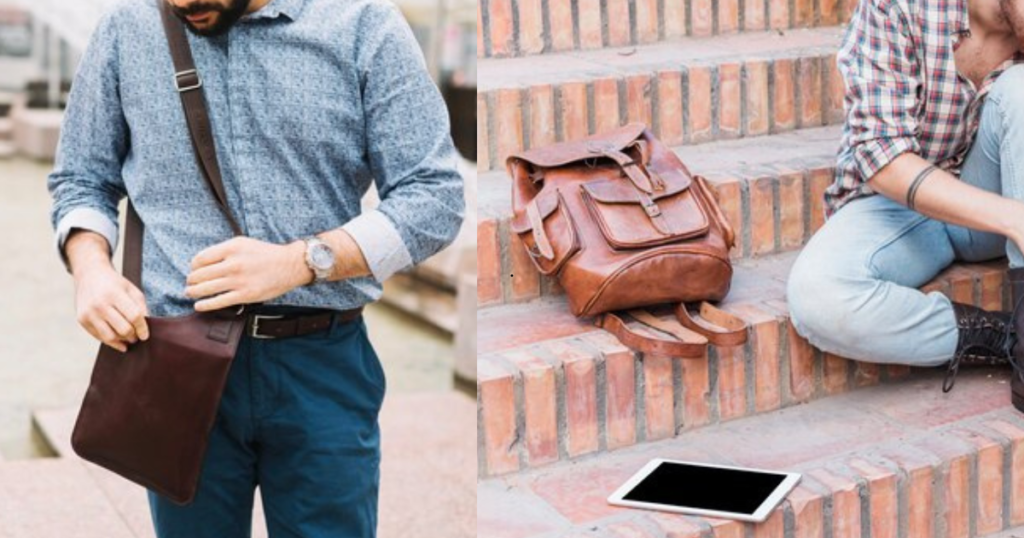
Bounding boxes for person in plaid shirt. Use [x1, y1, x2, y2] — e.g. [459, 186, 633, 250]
[787, 0, 1024, 406]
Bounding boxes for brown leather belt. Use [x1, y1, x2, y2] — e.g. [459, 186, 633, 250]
[244, 307, 364, 340]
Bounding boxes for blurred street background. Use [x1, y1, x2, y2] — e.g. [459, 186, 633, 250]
[0, 0, 477, 536]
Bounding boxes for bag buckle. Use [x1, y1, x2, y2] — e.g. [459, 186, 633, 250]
[175, 69, 203, 93]
[642, 199, 661, 218]
[250, 314, 284, 339]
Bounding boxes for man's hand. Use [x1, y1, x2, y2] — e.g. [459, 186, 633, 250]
[68, 230, 149, 353]
[185, 237, 312, 312]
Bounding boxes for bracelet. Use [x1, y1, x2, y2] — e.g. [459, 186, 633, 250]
[906, 164, 937, 211]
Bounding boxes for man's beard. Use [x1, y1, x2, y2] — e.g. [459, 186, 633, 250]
[1000, 0, 1024, 49]
[170, 0, 252, 37]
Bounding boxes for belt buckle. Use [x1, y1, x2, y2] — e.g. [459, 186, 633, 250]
[250, 314, 284, 339]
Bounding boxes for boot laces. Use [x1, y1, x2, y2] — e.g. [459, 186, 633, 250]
[943, 310, 1016, 393]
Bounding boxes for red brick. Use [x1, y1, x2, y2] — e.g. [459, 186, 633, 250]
[709, 176, 744, 257]
[688, 66, 714, 144]
[718, 63, 742, 139]
[786, 486, 824, 538]
[495, 89, 524, 164]
[582, 332, 637, 450]
[708, 518, 745, 538]
[558, 82, 589, 142]
[748, 174, 776, 257]
[528, 84, 557, 150]
[717, 344, 747, 421]
[593, 77, 622, 134]
[478, 219, 501, 305]
[635, 0, 659, 44]
[691, 0, 713, 36]
[886, 364, 911, 380]
[807, 167, 832, 234]
[664, 0, 687, 38]
[955, 430, 1004, 535]
[798, 57, 822, 127]
[504, 350, 558, 466]
[744, 0, 766, 30]
[626, 74, 654, 128]
[978, 268, 1004, 311]
[478, 94, 490, 171]
[882, 448, 936, 538]
[548, 0, 574, 52]
[772, 59, 796, 132]
[607, 0, 631, 47]
[649, 514, 707, 538]
[844, 0, 858, 22]
[948, 270, 974, 304]
[922, 445, 971, 538]
[681, 349, 712, 429]
[777, 171, 805, 249]
[822, 353, 849, 395]
[733, 305, 781, 413]
[477, 2, 485, 58]
[579, 0, 603, 49]
[769, 0, 789, 29]
[718, 0, 740, 33]
[753, 509, 784, 538]
[744, 60, 770, 136]
[788, 319, 815, 402]
[644, 351, 675, 440]
[479, 357, 519, 475]
[986, 419, 1024, 525]
[793, 0, 812, 26]
[825, 55, 845, 124]
[547, 341, 600, 458]
[854, 361, 880, 387]
[807, 469, 862, 538]
[820, 0, 839, 25]
[657, 70, 684, 146]
[848, 459, 898, 538]
[517, 0, 544, 55]
[488, 0, 515, 57]
[508, 228, 541, 301]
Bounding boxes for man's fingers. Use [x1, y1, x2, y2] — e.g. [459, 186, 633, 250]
[185, 260, 233, 286]
[87, 314, 128, 353]
[191, 239, 241, 270]
[195, 290, 244, 312]
[113, 292, 148, 342]
[185, 277, 234, 300]
[104, 305, 137, 343]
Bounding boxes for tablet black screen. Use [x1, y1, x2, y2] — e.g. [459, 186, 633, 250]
[622, 461, 787, 515]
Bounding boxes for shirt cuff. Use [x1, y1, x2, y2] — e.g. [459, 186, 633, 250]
[851, 136, 920, 182]
[55, 207, 119, 274]
[341, 209, 414, 283]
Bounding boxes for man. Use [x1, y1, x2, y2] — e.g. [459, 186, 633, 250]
[47, 0, 464, 535]
[788, 0, 1024, 401]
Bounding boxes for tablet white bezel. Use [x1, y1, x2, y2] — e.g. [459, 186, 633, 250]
[606, 458, 802, 523]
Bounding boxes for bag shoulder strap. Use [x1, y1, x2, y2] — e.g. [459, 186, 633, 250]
[122, 2, 243, 287]
[596, 303, 748, 359]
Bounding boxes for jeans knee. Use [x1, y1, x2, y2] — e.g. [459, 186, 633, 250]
[787, 255, 877, 352]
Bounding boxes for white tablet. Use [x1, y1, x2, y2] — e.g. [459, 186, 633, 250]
[607, 458, 801, 523]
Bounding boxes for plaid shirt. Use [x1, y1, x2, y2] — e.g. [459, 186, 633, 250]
[825, 0, 1024, 216]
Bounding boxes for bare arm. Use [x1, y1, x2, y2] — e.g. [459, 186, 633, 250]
[868, 152, 1024, 249]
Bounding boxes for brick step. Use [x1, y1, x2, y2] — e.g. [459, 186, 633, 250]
[479, 126, 841, 306]
[477, 251, 1010, 476]
[478, 26, 846, 171]
[480, 0, 854, 58]
[479, 369, 1024, 538]
[0, 459, 136, 538]
[31, 392, 477, 538]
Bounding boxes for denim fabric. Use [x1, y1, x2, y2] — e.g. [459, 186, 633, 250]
[48, 0, 464, 317]
[147, 313, 385, 537]
[787, 65, 1024, 367]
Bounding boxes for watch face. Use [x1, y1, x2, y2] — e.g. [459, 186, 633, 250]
[310, 243, 334, 270]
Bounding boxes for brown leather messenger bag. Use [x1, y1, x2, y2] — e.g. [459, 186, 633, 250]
[508, 123, 748, 358]
[71, 1, 248, 505]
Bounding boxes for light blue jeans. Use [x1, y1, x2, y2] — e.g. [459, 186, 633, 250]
[788, 65, 1024, 367]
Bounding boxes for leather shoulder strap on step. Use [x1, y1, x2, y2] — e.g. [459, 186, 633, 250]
[674, 302, 748, 347]
[596, 303, 748, 359]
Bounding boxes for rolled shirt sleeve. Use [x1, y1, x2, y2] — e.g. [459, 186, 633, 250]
[838, 0, 922, 182]
[349, 2, 465, 283]
[47, 9, 128, 273]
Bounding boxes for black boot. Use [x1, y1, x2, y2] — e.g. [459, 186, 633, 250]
[1009, 268, 1024, 411]
[944, 302, 1015, 392]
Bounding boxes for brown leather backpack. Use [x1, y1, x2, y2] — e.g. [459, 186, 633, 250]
[508, 123, 747, 357]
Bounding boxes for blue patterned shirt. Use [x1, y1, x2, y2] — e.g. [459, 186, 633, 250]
[48, 0, 464, 316]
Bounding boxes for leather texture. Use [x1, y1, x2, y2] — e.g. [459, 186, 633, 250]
[508, 123, 746, 356]
[72, 1, 247, 506]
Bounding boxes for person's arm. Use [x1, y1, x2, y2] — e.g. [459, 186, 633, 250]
[48, 9, 148, 351]
[185, 4, 464, 311]
[842, 0, 1024, 247]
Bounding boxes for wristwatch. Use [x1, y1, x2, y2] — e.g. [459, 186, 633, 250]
[302, 237, 335, 284]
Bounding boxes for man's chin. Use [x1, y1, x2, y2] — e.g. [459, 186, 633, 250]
[182, 17, 228, 37]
